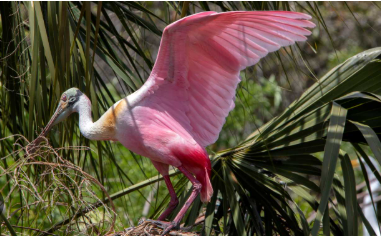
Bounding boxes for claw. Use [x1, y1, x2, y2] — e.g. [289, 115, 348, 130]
[146, 219, 179, 235]
[161, 222, 177, 235]
[146, 219, 170, 229]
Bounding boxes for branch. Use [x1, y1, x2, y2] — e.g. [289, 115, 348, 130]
[42, 169, 181, 235]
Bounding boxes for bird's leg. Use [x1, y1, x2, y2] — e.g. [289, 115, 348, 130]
[158, 175, 179, 221]
[159, 166, 202, 235]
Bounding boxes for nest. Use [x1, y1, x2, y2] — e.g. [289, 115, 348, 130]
[1, 135, 204, 235]
[0, 135, 116, 235]
[107, 220, 199, 236]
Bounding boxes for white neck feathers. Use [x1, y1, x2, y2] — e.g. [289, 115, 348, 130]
[74, 95, 115, 141]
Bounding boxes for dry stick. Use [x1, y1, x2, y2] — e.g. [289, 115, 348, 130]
[113, 220, 199, 236]
[307, 183, 381, 223]
[43, 170, 181, 235]
[360, 194, 381, 208]
[23, 161, 116, 235]
[0, 213, 17, 236]
[10, 225, 57, 236]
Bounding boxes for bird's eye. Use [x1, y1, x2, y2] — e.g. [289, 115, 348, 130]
[61, 94, 67, 102]
[69, 97, 76, 103]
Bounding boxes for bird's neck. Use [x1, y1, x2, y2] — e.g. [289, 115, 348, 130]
[75, 95, 115, 141]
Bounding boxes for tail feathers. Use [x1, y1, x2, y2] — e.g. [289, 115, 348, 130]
[195, 168, 213, 202]
[172, 145, 213, 202]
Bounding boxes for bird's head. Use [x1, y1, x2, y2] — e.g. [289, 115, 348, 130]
[27, 87, 84, 154]
[26, 88, 88, 154]
[41, 87, 83, 136]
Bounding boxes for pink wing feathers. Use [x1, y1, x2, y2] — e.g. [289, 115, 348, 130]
[138, 11, 315, 147]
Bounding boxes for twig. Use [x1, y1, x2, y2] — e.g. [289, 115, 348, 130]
[23, 161, 117, 235]
[45, 170, 181, 235]
[10, 225, 58, 236]
[108, 220, 200, 236]
[0, 213, 17, 236]
[307, 185, 381, 223]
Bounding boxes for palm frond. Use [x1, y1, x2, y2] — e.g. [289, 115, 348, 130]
[199, 49, 381, 235]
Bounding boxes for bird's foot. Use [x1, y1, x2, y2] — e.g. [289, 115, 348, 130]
[146, 219, 179, 235]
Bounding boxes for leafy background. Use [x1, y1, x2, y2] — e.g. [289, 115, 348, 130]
[1, 1, 381, 235]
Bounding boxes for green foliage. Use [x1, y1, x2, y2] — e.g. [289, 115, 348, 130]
[211, 49, 381, 235]
[1, 1, 381, 236]
[216, 74, 282, 150]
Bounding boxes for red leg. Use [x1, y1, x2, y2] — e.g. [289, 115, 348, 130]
[158, 175, 179, 220]
[161, 166, 201, 235]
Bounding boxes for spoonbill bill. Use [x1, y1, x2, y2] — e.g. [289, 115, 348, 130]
[29, 11, 315, 234]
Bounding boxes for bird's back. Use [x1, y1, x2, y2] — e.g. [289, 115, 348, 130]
[113, 93, 199, 162]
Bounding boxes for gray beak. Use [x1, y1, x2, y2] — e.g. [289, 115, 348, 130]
[27, 101, 71, 154]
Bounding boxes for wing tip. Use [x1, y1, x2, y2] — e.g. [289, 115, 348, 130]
[256, 11, 313, 20]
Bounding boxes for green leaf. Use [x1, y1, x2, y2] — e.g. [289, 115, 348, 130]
[34, 2, 56, 81]
[351, 121, 381, 166]
[311, 102, 347, 236]
[222, 165, 248, 236]
[341, 154, 358, 236]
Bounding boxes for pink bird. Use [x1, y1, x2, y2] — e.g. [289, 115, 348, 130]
[30, 11, 315, 234]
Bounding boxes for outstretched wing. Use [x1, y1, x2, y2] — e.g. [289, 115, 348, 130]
[136, 11, 315, 147]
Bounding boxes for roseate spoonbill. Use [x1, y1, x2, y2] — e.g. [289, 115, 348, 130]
[29, 11, 315, 234]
